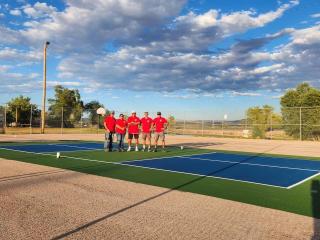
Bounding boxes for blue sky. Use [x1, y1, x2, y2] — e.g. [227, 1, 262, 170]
[0, 0, 320, 120]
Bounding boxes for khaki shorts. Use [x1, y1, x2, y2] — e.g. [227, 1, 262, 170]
[141, 132, 151, 140]
[154, 132, 165, 141]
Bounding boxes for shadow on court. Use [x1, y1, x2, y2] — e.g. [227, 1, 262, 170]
[311, 180, 320, 240]
[51, 144, 282, 240]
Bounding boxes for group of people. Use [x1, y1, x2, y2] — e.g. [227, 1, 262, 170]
[103, 111, 168, 152]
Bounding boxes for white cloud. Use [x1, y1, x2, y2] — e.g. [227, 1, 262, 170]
[231, 91, 262, 97]
[0, 47, 42, 63]
[290, 25, 320, 45]
[3, 0, 318, 95]
[19, 0, 186, 51]
[271, 95, 283, 99]
[22, 2, 57, 18]
[9, 9, 22, 16]
[47, 81, 82, 87]
[311, 13, 320, 18]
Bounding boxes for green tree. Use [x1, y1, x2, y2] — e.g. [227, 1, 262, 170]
[6, 96, 39, 126]
[246, 105, 281, 139]
[48, 85, 84, 127]
[84, 101, 106, 126]
[281, 83, 320, 140]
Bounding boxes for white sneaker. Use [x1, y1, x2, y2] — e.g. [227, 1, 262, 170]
[127, 147, 131, 152]
[135, 147, 139, 152]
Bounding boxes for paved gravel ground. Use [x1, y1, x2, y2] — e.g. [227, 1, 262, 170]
[1, 158, 320, 240]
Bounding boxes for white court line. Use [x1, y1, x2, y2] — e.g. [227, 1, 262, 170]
[120, 152, 216, 164]
[287, 172, 320, 189]
[181, 156, 319, 172]
[125, 154, 319, 173]
[118, 162, 289, 189]
[0, 147, 287, 189]
[48, 143, 102, 151]
[0, 147, 316, 189]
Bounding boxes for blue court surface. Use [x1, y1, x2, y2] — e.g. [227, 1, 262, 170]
[0, 142, 103, 153]
[122, 152, 320, 189]
[1, 142, 319, 189]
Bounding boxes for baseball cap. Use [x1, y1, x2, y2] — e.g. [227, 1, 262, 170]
[131, 110, 136, 114]
[157, 112, 161, 115]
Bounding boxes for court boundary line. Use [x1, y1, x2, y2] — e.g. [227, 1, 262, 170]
[287, 172, 320, 189]
[124, 155, 320, 173]
[182, 156, 319, 172]
[0, 147, 293, 189]
[0, 145, 102, 153]
[49, 143, 102, 151]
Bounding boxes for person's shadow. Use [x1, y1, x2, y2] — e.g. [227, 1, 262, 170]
[311, 180, 320, 239]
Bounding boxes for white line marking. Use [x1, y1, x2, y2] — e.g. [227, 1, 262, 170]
[1, 147, 318, 189]
[124, 152, 216, 163]
[286, 172, 320, 189]
[181, 156, 319, 172]
[49, 144, 101, 151]
[118, 162, 288, 189]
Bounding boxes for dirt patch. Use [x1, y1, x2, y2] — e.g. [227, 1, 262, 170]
[0, 158, 319, 239]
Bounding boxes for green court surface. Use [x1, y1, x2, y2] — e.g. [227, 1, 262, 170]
[1, 141, 320, 218]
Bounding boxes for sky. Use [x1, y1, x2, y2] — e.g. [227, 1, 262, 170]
[0, 0, 320, 120]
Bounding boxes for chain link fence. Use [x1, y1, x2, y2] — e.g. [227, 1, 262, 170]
[1, 104, 320, 141]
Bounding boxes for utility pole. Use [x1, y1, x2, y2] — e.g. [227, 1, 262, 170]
[41, 41, 50, 134]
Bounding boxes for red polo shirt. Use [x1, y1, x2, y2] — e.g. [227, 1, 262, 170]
[153, 117, 167, 133]
[141, 117, 153, 133]
[115, 119, 127, 134]
[127, 116, 140, 134]
[104, 115, 116, 132]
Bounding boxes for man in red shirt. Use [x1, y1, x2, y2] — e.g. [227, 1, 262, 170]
[141, 111, 153, 152]
[115, 113, 127, 152]
[127, 111, 141, 151]
[153, 112, 168, 152]
[103, 110, 116, 152]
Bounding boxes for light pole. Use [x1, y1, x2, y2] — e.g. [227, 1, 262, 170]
[41, 41, 50, 134]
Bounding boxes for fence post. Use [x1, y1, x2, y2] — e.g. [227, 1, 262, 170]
[80, 109, 83, 134]
[222, 119, 224, 136]
[4, 105, 7, 130]
[299, 107, 302, 141]
[61, 107, 64, 135]
[15, 107, 18, 126]
[98, 115, 100, 134]
[270, 112, 273, 140]
[30, 105, 33, 134]
[201, 120, 204, 136]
